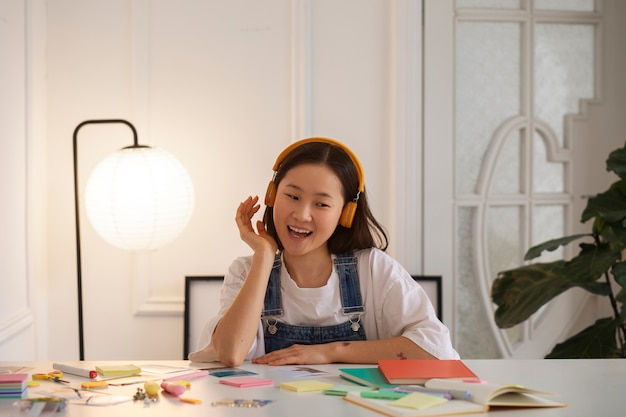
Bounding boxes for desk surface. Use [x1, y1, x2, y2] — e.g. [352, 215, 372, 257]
[1, 359, 623, 416]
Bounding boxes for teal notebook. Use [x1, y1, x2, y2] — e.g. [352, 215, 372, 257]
[339, 367, 398, 389]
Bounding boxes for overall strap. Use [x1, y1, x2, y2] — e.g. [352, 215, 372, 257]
[335, 251, 365, 315]
[261, 253, 283, 317]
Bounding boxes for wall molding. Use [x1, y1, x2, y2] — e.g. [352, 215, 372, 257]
[135, 295, 185, 316]
[389, 0, 422, 271]
[0, 309, 34, 345]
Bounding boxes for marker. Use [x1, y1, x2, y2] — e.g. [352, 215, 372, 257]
[53, 363, 98, 379]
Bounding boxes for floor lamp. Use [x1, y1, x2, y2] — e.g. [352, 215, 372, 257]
[73, 119, 195, 360]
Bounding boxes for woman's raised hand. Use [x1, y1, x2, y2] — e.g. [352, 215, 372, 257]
[235, 196, 278, 255]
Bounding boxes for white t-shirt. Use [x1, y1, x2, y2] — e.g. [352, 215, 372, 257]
[189, 248, 459, 361]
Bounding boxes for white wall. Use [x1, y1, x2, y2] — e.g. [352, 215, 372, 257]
[0, 0, 31, 360]
[0, 0, 49, 360]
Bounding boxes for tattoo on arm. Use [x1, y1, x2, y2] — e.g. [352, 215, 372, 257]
[343, 342, 351, 347]
[396, 352, 407, 360]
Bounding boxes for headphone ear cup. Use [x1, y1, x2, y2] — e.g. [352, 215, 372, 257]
[340, 201, 358, 228]
[264, 181, 277, 207]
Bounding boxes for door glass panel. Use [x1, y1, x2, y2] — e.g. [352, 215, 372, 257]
[534, 23, 595, 146]
[535, 0, 595, 12]
[456, 22, 521, 195]
[532, 205, 565, 261]
[533, 131, 564, 193]
[491, 130, 522, 194]
[457, 0, 521, 9]
[455, 207, 501, 358]
[487, 206, 522, 278]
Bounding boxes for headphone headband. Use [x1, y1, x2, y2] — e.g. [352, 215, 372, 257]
[270, 137, 365, 193]
[265, 137, 364, 228]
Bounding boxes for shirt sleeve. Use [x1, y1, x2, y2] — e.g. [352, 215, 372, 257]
[362, 249, 460, 359]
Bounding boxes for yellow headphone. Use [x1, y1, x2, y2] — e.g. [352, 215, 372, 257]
[264, 137, 365, 228]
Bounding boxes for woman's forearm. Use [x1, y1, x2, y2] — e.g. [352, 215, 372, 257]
[212, 251, 275, 366]
[328, 336, 437, 363]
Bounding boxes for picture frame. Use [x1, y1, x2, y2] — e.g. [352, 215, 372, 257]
[183, 276, 223, 359]
[412, 275, 442, 320]
[183, 274, 443, 359]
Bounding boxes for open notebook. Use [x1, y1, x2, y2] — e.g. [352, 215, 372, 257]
[344, 378, 566, 417]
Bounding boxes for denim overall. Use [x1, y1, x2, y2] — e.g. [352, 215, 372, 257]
[261, 252, 367, 353]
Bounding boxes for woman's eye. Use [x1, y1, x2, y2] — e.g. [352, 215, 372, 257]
[286, 194, 299, 200]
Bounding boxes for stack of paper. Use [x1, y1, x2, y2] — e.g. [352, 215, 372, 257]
[95, 364, 141, 377]
[0, 373, 28, 399]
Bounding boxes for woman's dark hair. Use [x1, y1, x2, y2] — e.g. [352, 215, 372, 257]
[263, 141, 388, 253]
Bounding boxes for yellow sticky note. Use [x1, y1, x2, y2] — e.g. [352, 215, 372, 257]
[390, 392, 448, 410]
[279, 380, 334, 392]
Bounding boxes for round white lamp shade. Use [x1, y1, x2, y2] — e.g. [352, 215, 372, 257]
[84, 146, 195, 251]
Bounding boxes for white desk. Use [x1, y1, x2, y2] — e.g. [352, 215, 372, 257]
[1, 359, 623, 416]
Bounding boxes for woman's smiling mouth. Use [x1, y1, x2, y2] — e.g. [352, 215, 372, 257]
[288, 225, 312, 238]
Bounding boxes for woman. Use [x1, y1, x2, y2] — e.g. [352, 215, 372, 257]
[190, 137, 458, 366]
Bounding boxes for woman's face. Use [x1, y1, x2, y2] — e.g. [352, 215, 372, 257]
[273, 163, 344, 257]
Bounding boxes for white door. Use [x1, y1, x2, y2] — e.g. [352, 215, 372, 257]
[423, 0, 626, 358]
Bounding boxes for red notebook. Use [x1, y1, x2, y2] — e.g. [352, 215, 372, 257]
[378, 359, 479, 385]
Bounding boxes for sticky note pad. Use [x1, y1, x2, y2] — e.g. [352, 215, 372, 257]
[390, 392, 448, 410]
[96, 365, 141, 377]
[219, 376, 274, 388]
[279, 380, 334, 392]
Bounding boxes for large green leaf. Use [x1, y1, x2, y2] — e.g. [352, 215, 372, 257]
[545, 317, 621, 358]
[492, 244, 620, 328]
[612, 261, 626, 288]
[581, 184, 626, 223]
[492, 261, 573, 328]
[523, 234, 591, 261]
[560, 243, 612, 295]
[606, 142, 626, 180]
[598, 218, 626, 248]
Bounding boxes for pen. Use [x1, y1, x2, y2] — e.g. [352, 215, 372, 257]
[53, 379, 82, 398]
[53, 363, 98, 379]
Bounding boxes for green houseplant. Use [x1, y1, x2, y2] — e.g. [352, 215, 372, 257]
[491, 142, 626, 358]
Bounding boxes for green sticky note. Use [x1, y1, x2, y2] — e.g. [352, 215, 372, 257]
[390, 392, 448, 410]
[322, 385, 375, 396]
